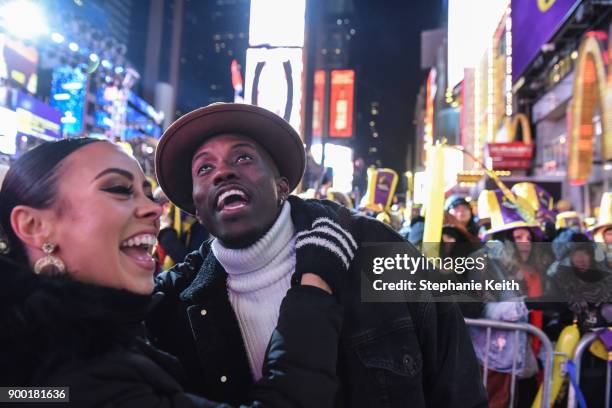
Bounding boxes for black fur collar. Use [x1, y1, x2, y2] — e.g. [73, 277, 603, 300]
[0, 256, 151, 385]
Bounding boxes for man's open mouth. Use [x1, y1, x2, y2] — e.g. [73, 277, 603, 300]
[216, 188, 250, 212]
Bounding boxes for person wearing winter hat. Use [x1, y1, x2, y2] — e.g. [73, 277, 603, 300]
[444, 195, 479, 237]
[150, 103, 487, 407]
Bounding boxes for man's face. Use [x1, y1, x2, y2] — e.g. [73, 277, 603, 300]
[191, 133, 289, 248]
[570, 249, 592, 273]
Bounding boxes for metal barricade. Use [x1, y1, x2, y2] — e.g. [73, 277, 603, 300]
[465, 318, 554, 408]
[567, 332, 611, 408]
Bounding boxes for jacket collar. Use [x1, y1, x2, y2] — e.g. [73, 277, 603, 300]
[180, 243, 228, 303]
[179, 196, 352, 303]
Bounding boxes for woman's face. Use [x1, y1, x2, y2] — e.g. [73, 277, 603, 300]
[449, 204, 471, 226]
[603, 228, 612, 245]
[512, 228, 532, 260]
[44, 142, 162, 294]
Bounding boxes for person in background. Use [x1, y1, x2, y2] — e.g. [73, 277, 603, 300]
[589, 193, 612, 268]
[445, 195, 480, 238]
[0, 138, 342, 407]
[528, 232, 612, 408]
[471, 190, 554, 408]
[150, 103, 487, 408]
[153, 187, 210, 272]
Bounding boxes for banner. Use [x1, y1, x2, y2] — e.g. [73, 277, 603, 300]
[329, 70, 354, 138]
[365, 167, 398, 211]
[488, 142, 534, 170]
[13, 91, 62, 141]
[244, 47, 304, 134]
[511, 0, 581, 82]
[312, 70, 325, 137]
[0, 34, 38, 94]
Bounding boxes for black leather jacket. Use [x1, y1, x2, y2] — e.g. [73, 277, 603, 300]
[148, 196, 488, 408]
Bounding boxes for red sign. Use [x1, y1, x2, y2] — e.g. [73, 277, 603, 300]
[488, 142, 533, 170]
[329, 70, 354, 138]
[312, 70, 325, 137]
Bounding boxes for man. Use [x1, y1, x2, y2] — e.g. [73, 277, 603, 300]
[148, 103, 487, 407]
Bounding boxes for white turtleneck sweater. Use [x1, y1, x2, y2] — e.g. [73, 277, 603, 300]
[211, 201, 295, 380]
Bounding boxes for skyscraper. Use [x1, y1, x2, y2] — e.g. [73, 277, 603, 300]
[178, 0, 250, 116]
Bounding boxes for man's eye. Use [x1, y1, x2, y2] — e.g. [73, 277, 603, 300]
[237, 154, 252, 163]
[198, 164, 212, 175]
[103, 185, 134, 196]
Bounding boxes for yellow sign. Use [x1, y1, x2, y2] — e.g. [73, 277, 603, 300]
[538, 0, 557, 12]
[568, 32, 609, 185]
[492, 113, 533, 144]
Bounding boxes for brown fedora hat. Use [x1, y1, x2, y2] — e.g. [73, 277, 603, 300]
[155, 103, 305, 215]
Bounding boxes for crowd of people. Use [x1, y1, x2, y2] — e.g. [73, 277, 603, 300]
[0, 102, 609, 407]
[326, 178, 612, 407]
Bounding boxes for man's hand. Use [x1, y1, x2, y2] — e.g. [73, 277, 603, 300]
[293, 202, 357, 294]
[301, 273, 332, 294]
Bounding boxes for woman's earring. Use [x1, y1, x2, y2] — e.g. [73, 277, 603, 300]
[34, 243, 66, 275]
[278, 195, 285, 207]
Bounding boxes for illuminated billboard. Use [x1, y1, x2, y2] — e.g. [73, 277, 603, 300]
[0, 106, 17, 155]
[50, 66, 88, 136]
[244, 47, 303, 133]
[249, 0, 306, 47]
[0, 34, 38, 94]
[512, 0, 581, 81]
[312, 70, 325, 138]
[329, 70, 355, 138]
[13, 91, 62, 140]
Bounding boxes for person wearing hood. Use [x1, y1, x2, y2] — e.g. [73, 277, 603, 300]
[0, 138, 342, 407]
[444, 195, 480, 239]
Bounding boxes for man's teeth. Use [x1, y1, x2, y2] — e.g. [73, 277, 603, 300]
[217, 189, 247, 207]
[120, 234, 157, 249]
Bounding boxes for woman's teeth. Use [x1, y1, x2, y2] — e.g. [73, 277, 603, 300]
[120, 234, 157, 252]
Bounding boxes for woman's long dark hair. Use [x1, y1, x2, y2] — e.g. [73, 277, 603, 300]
[0, 138, 102, 263]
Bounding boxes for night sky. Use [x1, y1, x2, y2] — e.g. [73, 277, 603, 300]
[128, 0, 445, 179]
[351, 0, 444, 176]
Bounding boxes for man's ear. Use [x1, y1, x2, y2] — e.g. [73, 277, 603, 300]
[10, 205, 54, 250]
[276, 177, 290, 198]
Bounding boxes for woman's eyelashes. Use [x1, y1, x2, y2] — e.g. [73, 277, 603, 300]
[102, 185, 134, 196]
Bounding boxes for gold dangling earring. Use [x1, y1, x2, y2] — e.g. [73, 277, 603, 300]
[34, 243, 66, 275]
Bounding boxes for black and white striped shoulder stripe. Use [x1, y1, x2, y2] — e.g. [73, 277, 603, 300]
[296, 217, 358, 269]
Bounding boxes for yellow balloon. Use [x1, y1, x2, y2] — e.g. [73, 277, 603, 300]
[531, 324, 580, 408]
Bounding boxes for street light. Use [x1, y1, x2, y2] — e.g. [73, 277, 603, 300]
[0, 1, 48, 40]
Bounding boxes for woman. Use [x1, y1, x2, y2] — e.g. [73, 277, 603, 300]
[0, 138, 341, 407]
[472, 190, 555, 408]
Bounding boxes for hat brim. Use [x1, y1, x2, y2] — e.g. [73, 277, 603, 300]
[589, 222, 612, 242]
[483, 221, 543, 240]
[155, 103, 305, 215]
